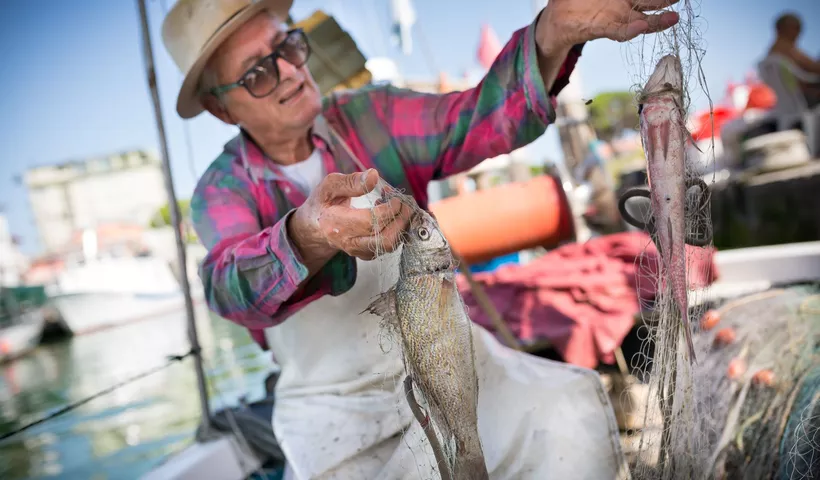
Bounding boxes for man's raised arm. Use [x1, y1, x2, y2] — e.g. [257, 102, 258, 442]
[330, 14, 580, 185]
[327, 2, 679, 187]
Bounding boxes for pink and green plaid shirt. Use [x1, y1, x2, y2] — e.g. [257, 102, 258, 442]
[191, 18, 583, 350]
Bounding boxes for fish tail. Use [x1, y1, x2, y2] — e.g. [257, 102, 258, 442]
[667, 218, 697, 364]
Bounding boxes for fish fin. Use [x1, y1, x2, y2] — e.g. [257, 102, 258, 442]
[362, 288, 397, 320]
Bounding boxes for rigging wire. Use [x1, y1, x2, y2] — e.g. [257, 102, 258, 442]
[136, 0, 213, 436]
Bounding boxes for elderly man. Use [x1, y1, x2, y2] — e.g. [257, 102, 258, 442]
[162, 0, 678, 478]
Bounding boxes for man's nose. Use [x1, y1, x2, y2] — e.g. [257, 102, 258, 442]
[277, 57, 301, 79]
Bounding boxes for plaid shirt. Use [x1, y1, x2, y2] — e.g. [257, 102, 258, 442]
[191, 18, 584, 350]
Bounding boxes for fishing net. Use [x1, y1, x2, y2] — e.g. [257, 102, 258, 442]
[617, 3, 820, 479]
[613, 2, 719, 478]
[627, 286, 820, 479]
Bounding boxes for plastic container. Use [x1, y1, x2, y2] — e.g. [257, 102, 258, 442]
[429, 175, 574, 264]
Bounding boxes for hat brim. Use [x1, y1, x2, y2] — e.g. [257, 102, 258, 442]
[175, 0, 294, 119]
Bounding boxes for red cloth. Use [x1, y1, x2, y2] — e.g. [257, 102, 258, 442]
[456, 232, 720, 369]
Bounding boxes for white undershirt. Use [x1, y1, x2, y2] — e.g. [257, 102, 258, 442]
[279, 149, 325, 194]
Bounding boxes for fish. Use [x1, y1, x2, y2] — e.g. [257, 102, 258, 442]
[364, 206, 489, 480]
[639, 54, 697, 364]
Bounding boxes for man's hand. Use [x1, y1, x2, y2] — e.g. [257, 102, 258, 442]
[536, 0, 681, 57]
[288, 169, 412, 270]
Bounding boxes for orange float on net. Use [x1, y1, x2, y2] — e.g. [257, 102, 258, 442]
[752, 369, 775, 387]
[699, 309, 721, 331]
[727, 358, 747, 379]
[714, 327, 736, 346]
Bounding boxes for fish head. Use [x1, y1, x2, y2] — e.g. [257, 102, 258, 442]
[642, 54, 683, 97]
[399, 209, 455, 276]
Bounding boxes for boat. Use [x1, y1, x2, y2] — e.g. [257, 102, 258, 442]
[44, 229, 204, 337]
[0, 288, 46, 364]
[0, 310, 45, 364]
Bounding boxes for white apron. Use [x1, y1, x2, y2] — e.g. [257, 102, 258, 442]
[265, 196, 629, 480]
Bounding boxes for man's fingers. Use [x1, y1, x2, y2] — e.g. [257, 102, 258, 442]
[320, 197, 407, 240]
[630, 0, 679, 12]
[647, 11, 680, 31]
[318, 169, 380, 204]
[348, 208, 412, 258]
[609, 11, 679, 42]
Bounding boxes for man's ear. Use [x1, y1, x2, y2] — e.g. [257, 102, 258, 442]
[201, 94, 235, 125]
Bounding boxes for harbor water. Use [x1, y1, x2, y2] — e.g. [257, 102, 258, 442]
[0, 304, 277, 479]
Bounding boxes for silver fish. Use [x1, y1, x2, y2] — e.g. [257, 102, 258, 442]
[639, 53, 697, 363]
[364, 207, 489, 480]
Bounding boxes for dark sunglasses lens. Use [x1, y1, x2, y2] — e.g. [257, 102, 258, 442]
[246, 60, 277, 97]
[281, 31, 309, 66]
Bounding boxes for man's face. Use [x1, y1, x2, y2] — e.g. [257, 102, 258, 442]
[204, 12, 322, 135]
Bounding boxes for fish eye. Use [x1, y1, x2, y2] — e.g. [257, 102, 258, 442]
[417, 226, 430, 240]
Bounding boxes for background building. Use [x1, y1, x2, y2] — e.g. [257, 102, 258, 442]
[0, 214, 28, 286]
[23, 150, 168, 254]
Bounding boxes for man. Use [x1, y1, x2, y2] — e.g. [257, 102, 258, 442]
[766, 12, 820, 107]
[162, 1, 679, 478]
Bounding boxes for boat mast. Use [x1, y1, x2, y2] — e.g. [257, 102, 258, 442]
[136, 0, 212, 436]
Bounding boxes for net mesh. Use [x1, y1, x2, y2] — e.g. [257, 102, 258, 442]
[617, 1, 721, 478]
[628, 286, 820, 479]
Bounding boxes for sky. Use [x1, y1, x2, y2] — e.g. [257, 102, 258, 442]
[0, 0, 818, 255]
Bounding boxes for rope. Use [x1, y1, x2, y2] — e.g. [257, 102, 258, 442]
[0, 348, 198, 443]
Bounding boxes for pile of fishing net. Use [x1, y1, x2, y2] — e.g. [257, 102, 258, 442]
[628, 284, 820, 479]
[455, 231, 718, 368]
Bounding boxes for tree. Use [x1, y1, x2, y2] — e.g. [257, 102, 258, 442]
[586, 91, 640, 145]
[150, 199, 191, 228]
[149, 199, 199, 244]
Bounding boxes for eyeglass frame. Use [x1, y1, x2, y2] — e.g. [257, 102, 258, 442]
[207, 28, 311, 99]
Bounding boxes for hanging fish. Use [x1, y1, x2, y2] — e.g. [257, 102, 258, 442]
[364, 205, 489, 480]
[638, 54, 698, 363]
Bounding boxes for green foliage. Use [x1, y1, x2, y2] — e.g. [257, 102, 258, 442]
[149, 199, 199, 244]
[150, 199, 191, 229]
[587, 91, 640, 143]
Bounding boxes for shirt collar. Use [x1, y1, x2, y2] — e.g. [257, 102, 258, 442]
[230, 114, 336, 184]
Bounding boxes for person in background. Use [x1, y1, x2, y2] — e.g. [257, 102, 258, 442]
[767, 12, 820, 107]
[161, 0, 679, 477]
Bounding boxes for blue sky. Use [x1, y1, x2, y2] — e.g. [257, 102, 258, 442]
[1, 0, 818, 255]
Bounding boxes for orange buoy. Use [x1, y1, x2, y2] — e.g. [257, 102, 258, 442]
[714, 327, 736, 346]
[727, 357, 747, 379]
[700, 309, 721, 331]
[752, 369, 775, 387]
[429, 175, 574, 264]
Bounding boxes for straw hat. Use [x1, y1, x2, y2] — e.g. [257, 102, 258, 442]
[161, 0, 294, 119]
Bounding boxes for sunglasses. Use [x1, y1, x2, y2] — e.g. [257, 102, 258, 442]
[209, 28, 311, 99]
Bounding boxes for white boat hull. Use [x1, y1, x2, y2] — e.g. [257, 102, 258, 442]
[46, 255, 205, 336]
[50, 291, 191, 336]
[0, 310, 45, 363]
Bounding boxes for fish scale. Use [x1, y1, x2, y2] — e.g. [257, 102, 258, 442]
[364, 206, 489, 480]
